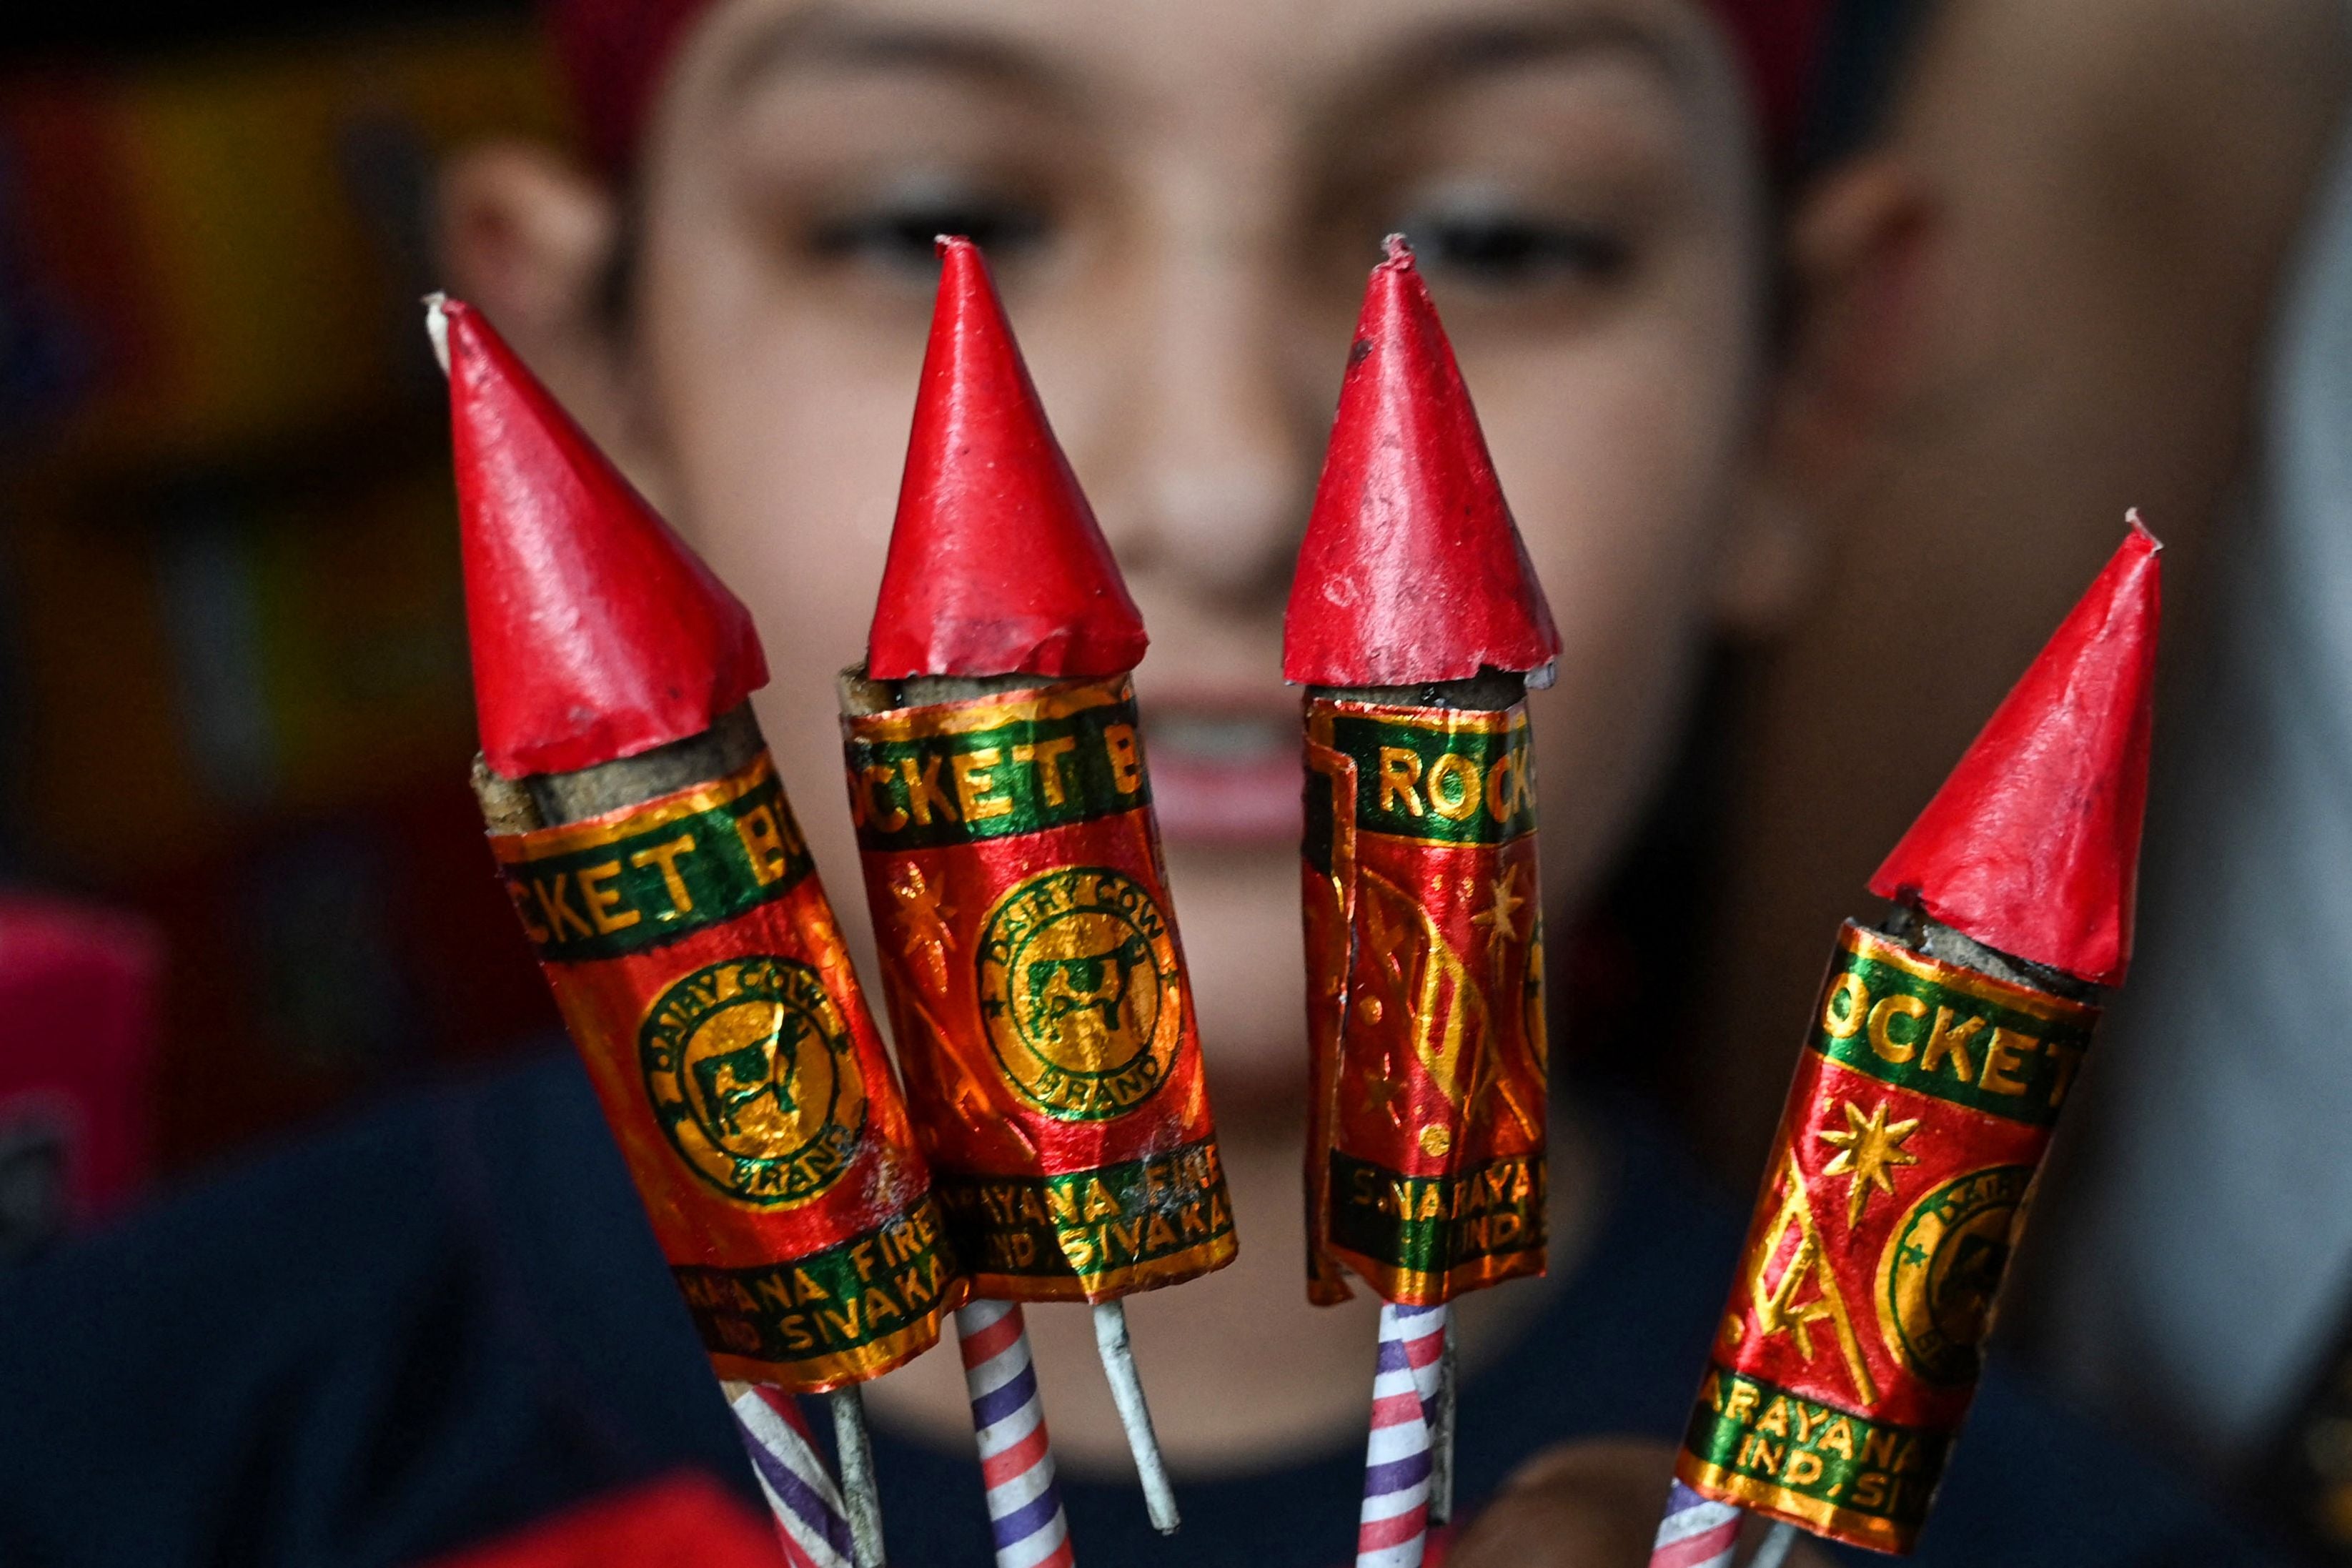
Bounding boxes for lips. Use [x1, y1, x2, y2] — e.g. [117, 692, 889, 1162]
[1140, 699, 1304, 848]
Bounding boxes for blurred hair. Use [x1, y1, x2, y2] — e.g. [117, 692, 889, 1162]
[542, 0, 1851, 179]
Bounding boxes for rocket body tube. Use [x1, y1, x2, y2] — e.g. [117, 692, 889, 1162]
[840, 672, 1235, 1301]
[1667, 913, 2097, 1553]
[1302, 675, 1549, 1307]
[477, 710, 961, 1391]
[843, 237, 1235, 1304]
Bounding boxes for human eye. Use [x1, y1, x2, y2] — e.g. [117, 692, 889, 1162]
[805, 174, 1053, 278]
[1396, 185, 1632, 292]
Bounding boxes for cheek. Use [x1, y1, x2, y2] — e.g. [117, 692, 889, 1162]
[1472, 294, 1754, 909]
[638, 238, 931, 947]
[638, 214, 929, 685]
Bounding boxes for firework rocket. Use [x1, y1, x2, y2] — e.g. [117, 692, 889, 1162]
[432, 297, 961, 1567]
[1649, 518, 2160, 1558]
[838, 238, 1237, 1546]
[1286, 237, 1563, 1568]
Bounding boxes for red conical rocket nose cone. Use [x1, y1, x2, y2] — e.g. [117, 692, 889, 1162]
[440, 297, 768, 778]
[1870, 515, 2163, 985]
[865, 238, 1147, 681]
[1282, 239, 1560, 687]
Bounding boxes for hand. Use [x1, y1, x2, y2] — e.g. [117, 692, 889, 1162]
[1444, 1438, 1836, 1568]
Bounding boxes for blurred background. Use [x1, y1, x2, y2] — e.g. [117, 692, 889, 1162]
[0, 0, 559, 1194]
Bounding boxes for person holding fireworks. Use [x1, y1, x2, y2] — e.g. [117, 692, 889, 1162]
[0, 1, 2289, 1564]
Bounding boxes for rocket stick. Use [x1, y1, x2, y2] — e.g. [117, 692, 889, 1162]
[958, 1299, 1077, 1568]
[1747, 1522, 1799, 1568]
[1426, 1314, 1459, 1526]
[1649, 1482, 1742, 1568]
[827, 1389, 886, 1568]
[725, 1381, 856, 1568]
[1355, 1302, 1449, 1568]
[1091, 1300, 1178, 1532]
[1645, 520, 2160, 1558]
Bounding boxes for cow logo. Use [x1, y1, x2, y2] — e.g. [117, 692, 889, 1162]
[976, 866, 1184, 1122]
[639, 956, 868, 1206]
[1878, 1163, 2034, 1384]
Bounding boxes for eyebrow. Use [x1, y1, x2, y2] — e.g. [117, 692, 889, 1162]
[720, 6, 1073, 105]
[715, 5, 1692, 136]
[1364, 13, 1693, 101]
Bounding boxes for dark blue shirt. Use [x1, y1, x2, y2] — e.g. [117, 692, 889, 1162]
[0, 1053, 2286, 1567]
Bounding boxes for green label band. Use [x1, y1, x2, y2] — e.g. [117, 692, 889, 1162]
[1807, 939, 2095, 1128]
[1325, 710, 1537, 847]
[497, 770, 815, 963]
[673, 1197, 955, 1366]
[1326, 1149, 1547, 1277]
[847, 695, 1152, 853]
[934, 1139, 1234, 1285]
[1682, 1367, 1950, 1538]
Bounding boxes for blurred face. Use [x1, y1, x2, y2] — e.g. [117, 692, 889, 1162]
[620, 0, 1767, 1109]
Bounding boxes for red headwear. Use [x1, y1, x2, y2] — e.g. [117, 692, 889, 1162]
[542, 0, 1830, 177]
[1712, 0, 1834, 167]
[1869, 515, 2162, 986]
[865, 237, 1147, 682]
[438, 296, 768, 777]
[1283, 238, 1561, 688]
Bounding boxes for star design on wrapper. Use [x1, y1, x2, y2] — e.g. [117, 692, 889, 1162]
[1459, 1019, 1506, 1128]
[1469, 865, 1527, 966]
[892, 864, 954, 941]
[1361, 1053, 1409, 1123]
[1365, 896, 1413, 988]
[890, 865, 957, 996]
[1818, 1098, 1921, 1227]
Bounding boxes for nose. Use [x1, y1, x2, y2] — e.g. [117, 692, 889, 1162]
[1084, 232, 1315, 611]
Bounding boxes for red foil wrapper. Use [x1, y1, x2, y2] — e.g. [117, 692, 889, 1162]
[490, 750, 959, 1390]
[840, 674, 1236, 1301]
[1672, 922, 2100, 1552]
[1302, 694, 1548, 1306]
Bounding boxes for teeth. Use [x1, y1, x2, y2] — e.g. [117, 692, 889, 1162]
[1147, 712, 1291, 762]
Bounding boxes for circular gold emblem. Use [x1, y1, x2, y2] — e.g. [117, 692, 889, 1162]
[639, 956, 867, 1206]
[1878, 1164, 2033, 1384]
[976, 866, 1184, 1123]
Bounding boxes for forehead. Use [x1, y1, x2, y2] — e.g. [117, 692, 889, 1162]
[687, 0, 1727, 124]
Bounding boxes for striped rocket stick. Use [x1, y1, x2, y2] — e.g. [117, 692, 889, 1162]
[728, 1384, 856, 1568]
[1648, 1484, 1805, 1568]
[958, 1299, 1076, 1568]
[1648, 1482, 1742, 1568]
[1355, 1301, 1450, 1568]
